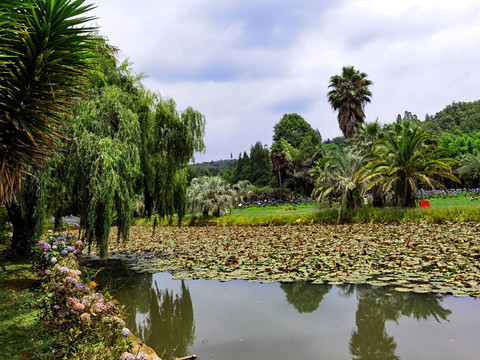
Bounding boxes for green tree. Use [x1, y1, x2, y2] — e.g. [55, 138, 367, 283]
[327, 66, 372, 139]
[358, 120, 459, 208]
[0, 0, 95, 205]
[140, 97, 205, 222]
[426, 100, 480, 136]
[248, 142, 275, 187]
[67, 54, 142, 257]
[272, 113, 322, 149]
[187, 176, 238, 217]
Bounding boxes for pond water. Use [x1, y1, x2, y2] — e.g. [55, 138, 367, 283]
[92, 259, 480, 360]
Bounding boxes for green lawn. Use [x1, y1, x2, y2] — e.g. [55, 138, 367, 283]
[428, 197, 480, 208]
[0, 254, 55, 360]
[230, 197, 479, 217]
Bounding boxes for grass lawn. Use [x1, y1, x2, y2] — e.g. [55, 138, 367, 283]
[429, 197, 480, 208]
[230, 196, 480, 216]
[0, 250, 55, 360]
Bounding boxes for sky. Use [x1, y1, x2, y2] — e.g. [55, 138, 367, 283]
[84, 0, 480, 162]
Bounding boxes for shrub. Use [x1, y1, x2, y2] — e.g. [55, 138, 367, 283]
[33, 234, 133, 359]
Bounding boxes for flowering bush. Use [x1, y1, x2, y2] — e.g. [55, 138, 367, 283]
[34, 233, 132, 359]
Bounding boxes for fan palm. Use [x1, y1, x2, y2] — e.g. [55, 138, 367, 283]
[310, 150, 363, 223]
[0, 0, 96, 204]
[357, 120, 459, 208]
[328, 66, 372, 139]
[187, 176, 238, 217]
[457, 152, 480, 187]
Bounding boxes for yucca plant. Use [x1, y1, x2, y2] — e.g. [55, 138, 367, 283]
[0, 0, 96, 204]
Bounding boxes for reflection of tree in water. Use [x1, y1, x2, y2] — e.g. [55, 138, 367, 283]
[349, 288, 399, 360]
[136, 280, 195, 359]
[347, 285, 451, 360]
[280, 281, 331, 313]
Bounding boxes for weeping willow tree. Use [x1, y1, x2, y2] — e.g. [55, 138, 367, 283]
[62, 41, 142, 258]
[141, 97, 206, 224]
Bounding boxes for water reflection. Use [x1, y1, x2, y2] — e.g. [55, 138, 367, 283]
[280, 282, 331, 313]
[348, 286, 451, 360]
[89, 259, 195, 358]
[138, 280, 195, 358]
[90, 259, 477, 360]
[281, 282, 452, 360]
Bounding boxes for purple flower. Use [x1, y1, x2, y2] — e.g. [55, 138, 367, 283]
[51, 257, 57, 264]
[75, 283, 85, 291]
[67, 234, 72, 239]
[60, 266, 69, 273]
[67, 246, 73, 252]
[65, 277, 78, 285]
[38, 240, 45, 246]
[122, 328, 131, 337]
[43, 243, 51, 251]
[60, 250, 68, 256]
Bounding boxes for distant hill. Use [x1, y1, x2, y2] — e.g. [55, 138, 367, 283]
[189, 159, 235, 176]
[426, 100, 480, 135]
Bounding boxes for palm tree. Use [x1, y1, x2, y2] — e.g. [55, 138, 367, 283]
[457, 153, 480, 188]
[187, 176, 238, 217]
[327, 66, 372, 139]
[233, 180, 255, 204]
[0, 0, 96, 204]
[310, 150, 363, 223]
[269, 145, 288, 200]
[357, 120, 459, 208]
[352, 120, 385, 207]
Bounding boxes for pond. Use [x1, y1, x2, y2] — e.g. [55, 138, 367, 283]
[92, 258, 480, 360]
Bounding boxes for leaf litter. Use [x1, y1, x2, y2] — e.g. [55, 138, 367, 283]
[107, 222, 480, 297]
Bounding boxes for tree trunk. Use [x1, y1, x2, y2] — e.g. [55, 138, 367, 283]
[6, 172, 46, 259]
[346, 191, 355, 210]
[404, 186, 416, 208]
[372, 186, 384, 208]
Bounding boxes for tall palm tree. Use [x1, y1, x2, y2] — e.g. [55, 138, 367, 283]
[0, 0, 96, 204]
[357, 120, 459, 208]
[269, 145, 288, 200]
[327, 66, 372, 139]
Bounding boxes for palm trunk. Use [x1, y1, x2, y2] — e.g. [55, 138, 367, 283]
[372, 186, 383, 208]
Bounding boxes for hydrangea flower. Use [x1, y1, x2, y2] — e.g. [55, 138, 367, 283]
[60, 266, 69, 273]
[75, 283, 85, 291]
[60, 250, 68, 256]
[51, 257, 57, 264]
[122, 327, 131, 337]
[80, 313, 91, 322]
[73, 302, 85, 311]
[43, 243, 51, 251]
[67, 246, 73, 252]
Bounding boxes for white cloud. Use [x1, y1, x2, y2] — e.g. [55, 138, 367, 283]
[85, 0, 480, 161]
